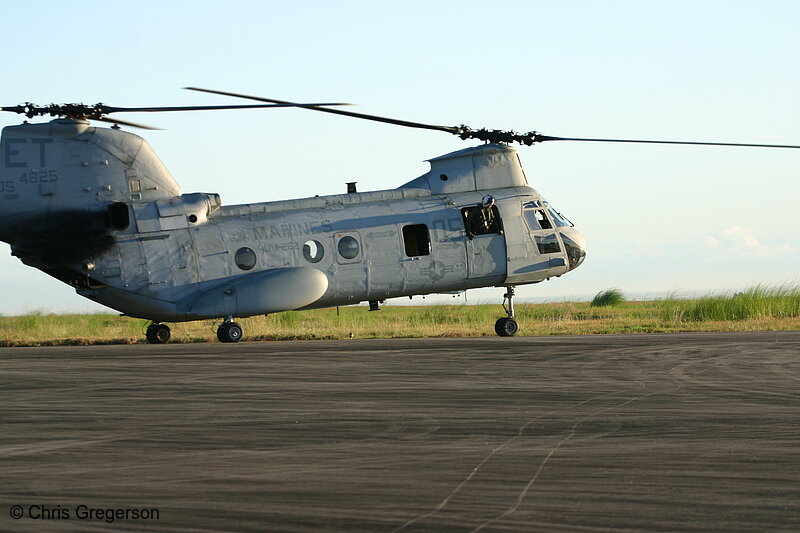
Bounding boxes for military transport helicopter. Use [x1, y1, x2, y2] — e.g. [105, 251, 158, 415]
[2, 89, 798, 343]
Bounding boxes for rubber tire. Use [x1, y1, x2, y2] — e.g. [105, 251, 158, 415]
[494, 317, 519, 337]
[217, 321, 243, 343]
[146, 323, 171, 344]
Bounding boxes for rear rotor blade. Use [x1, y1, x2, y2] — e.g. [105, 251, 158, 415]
[0, 105, 28, 114]
[94, 116, 161, 130]
[0, 101, 351, 122]
[101, 102, 351, 114]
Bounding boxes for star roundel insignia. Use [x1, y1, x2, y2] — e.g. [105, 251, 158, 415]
[422, 260, 449, 281]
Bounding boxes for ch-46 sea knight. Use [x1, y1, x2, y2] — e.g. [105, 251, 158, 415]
[1, 89, 797, 343]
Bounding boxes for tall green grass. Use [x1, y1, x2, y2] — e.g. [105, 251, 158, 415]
[663, 284, 800, 321]
[591, 288, 626, 307]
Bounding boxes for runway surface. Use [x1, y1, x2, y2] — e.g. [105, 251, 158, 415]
[1, 332, 798, 532]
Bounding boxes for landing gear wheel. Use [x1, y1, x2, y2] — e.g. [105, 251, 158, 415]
[146, 323, 171, 344]
[217, 321, 243, 343]
[495, 285, 520, 337]
[495, 317, 519, 337]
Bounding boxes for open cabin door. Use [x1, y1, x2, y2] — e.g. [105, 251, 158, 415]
[397, 222, 438, 293]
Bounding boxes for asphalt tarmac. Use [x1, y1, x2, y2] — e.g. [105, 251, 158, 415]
[1, 332, 798, 532]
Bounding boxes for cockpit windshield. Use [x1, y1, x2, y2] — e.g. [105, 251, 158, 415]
[548, 207, 572, 228]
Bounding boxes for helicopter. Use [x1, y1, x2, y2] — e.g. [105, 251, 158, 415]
[1, 89, 798, 343]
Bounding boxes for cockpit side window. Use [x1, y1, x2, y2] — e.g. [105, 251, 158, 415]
[535, 209, 552, 229]
[523, 200, 572, 230]
[523, 209, 540, 230]
[523, 208, 551, 230]
[535, 233, 561, 254]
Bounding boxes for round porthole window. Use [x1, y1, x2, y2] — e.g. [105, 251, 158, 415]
[235, 247, 257, 270]
[337, 236, 360, 259]
[303, 239, 325, 263]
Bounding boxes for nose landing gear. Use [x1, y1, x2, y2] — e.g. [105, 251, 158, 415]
[494, 286, 519, 337]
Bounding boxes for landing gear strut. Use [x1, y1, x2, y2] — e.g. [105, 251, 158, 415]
[146, 322, 171, 344]
[495, 286, 519, 337]
[217, 317, 243, 343]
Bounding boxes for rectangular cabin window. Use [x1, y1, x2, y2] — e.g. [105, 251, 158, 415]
[461, 205, 502, 237]
[403, 224, 431, 256]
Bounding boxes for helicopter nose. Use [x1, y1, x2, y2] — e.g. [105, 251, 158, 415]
[560, 227, 587, 271]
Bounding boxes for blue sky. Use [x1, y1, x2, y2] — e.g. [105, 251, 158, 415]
[1, 1, 798, 314]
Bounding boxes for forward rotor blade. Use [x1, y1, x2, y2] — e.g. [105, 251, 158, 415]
[185, 87, 460, 135]
[186, 89, 800, 150]
[536, 135, 800, 149]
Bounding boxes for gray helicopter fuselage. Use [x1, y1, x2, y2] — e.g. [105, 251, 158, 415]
[0, 119, 586, 322]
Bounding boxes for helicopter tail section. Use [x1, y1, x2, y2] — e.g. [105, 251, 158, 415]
[0, 119, 180, 225]
[0, 119, 183, 284]
[0, 120, 181, 247]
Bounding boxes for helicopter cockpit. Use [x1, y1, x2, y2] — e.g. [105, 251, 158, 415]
[522, 200, 586, 271]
